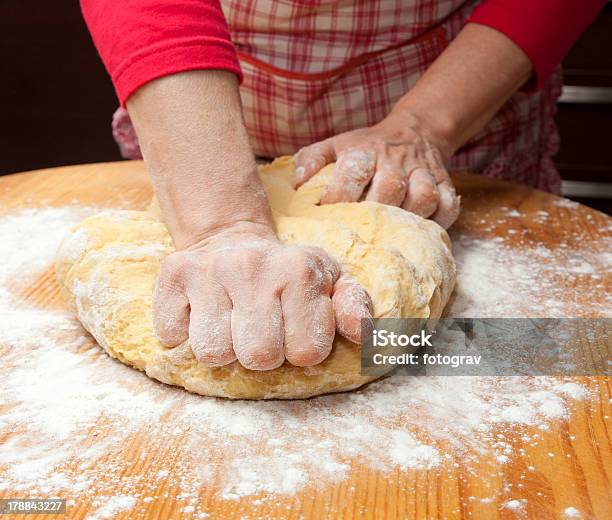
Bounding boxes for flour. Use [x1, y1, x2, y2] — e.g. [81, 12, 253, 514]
[0, 207, 94, 289]
[502, 499, 526, 511]
[448, 233, 611, 317]
[0, 205, 609, 518]
[563, 506, 582, 518]
[89, 495, 138, 520]
[329, 148, 376, 201]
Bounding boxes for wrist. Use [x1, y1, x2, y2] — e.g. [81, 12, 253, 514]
[170, 190, 276, 250]
[156, 158, 275, 250]
[385, 99, 460, 162]
[127, 70, 275, 250]
[182, 220, 278, 251]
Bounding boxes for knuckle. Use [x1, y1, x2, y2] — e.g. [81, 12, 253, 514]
[435, 187, 461, 228]
[379, 170, 407, 193]
[297, 259, 319, 284]
[430, 163, 451, 183]
[279, 246, 312, 274]
[189, 317, 233, 365]
[410, 174, 440, 205]
[389, 128, 411, 142]
[337, 149, 376, 180]
[154, 314, 188, 346]
[419, 184, 440, 205]
[288, 248, 336, 290]
[238, 343, 284, 370]
[386, 144, 408, 162]
[159, 253, 186, 287]
[192, 345, 235, 367]
[286, 349, 317, 367]
[310, 247, 340, 282]
[286, 343, 331, 367]
[306, 144, 324, 160]
[152, 316, 170, 341]
[224, 248, 263, 279]
[439, 179, 457, 195]
[294, 146, 308, 161]
[297, 142, 331, 171]
[294, 147, 312, 167]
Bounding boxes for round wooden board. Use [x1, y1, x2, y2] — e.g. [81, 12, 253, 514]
[0, 161, 610, 519]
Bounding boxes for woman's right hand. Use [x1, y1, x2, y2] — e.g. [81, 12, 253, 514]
[152, 222, 372, 370]
[126, 70, 371, 370]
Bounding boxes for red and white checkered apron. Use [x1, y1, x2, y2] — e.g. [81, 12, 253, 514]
[113, 0, 562, 193]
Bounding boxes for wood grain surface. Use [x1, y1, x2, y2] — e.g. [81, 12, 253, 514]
[0, 161, 610, 520]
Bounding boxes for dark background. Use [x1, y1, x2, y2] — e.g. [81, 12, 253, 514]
[1, 1, 611, 212]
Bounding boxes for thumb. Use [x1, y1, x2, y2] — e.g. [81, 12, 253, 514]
[293, 139, 336, 188]
[331, 274, 373, 344]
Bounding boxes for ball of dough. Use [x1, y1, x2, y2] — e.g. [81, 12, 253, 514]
[55, 157, 455, 399]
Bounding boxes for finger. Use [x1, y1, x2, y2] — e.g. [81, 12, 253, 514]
[365, 159, 408, 206]
[231, 297, 285, 370]
[282, 291, 335, 367]
[332, 275, 373, 344]
[153, 256, 189, 347]
[188, 284, 235, 367]
[280, 251, 338, 366]
[321, 148, 376, 204]
[293, 139, 336, 188]
[432, 180, 461, 229]
[401, 167, 440, 218]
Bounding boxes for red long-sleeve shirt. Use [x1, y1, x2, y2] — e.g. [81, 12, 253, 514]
[81, 0, 604, 106]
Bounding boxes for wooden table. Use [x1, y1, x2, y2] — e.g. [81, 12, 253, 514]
[0, 162, 610, 519]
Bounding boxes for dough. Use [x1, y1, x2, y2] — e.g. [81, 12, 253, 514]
[55, 157, 455, 399]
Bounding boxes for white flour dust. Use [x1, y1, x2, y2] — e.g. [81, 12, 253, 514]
[449, 235, 611, 317]
[448, 212, 611, 318]
[0, 204, 609, 518]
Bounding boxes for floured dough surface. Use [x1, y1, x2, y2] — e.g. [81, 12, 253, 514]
[55, 157, 455, 399]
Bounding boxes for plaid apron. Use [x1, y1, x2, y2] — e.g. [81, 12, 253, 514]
[113, 0, 562, 193]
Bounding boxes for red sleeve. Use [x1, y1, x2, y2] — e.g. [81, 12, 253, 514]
[468, 0, 605, 90]
[80, 0, 242, 105]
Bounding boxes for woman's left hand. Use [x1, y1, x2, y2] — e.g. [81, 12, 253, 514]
[293, 110, 461, 229]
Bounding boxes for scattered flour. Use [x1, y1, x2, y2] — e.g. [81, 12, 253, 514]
[89, 495, 137, 520]
[563, 506, 582, 518]
[0, 204, 609, 518]
[0, 207, 94, 288]
[500, 207, 521, 218]
[502, 498, 527, 511]
[448, 233, 611, 317]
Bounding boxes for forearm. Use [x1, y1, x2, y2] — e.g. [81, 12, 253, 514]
[127, 70, 273, 249]
[393, 23, 533, 158]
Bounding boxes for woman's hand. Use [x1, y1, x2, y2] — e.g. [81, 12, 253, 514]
[153, 222, 372, 370]
[295, 23, 537, 231]
[127, 71, 372, 371]
[294, 110, 460, 229]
